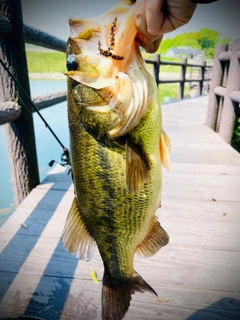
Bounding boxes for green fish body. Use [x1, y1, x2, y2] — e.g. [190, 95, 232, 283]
[63, 3, 171, 319]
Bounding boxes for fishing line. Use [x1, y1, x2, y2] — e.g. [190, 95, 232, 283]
[0, 57, 70, 171]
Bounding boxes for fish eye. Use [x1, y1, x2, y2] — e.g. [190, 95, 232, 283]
[66, 54, 78, 71]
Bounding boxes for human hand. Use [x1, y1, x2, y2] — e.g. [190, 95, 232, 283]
[134, 0, 197, 53]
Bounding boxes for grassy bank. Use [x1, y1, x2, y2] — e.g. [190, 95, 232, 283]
[26, 51, 66, 73]
[26, 51, 186, 103]
[26, 51, 188, 74]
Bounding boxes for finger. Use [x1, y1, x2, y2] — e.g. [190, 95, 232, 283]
[145, 0, 164, 37]
[134, 0, 163, 45]
[136, 36, 163, 53]
[134, 0, 148, 41]
[134, 0, 163, 52]
[160, 0, 197, 33]
[134, 0, 160, 44]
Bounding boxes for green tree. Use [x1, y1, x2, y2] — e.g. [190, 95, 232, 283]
[157, 28, 232, 58]
[194, 28, 218, 49]
[218, 36, 232, 45]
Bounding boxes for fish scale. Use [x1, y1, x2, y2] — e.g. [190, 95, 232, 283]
[63, 2, 171, 319]
[68, 78, 165, 277]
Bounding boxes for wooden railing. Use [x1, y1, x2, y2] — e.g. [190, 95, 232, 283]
[0, 0, 69, 206]
[0, 23, 67, 125]
[145, 54, 212, 99]
[0, 0, 213, 207]
[206, 39, 240, 145]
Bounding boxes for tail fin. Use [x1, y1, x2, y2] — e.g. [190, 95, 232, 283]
[102, 272, 157, 320]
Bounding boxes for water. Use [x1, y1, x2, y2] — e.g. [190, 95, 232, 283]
[0, 79, 69, 226]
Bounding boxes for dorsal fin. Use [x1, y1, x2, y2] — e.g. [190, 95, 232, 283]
[136, 217, 169, 257]
[160, 130, 171, 171]
[62, 196, 95, 261]
[126, 137, 151, 193]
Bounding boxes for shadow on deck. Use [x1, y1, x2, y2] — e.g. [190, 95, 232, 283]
[0, 96, 240, 320]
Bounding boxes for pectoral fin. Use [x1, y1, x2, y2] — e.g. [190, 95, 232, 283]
[62, 196, 95, 261]
[136, 217, 169, 257]
[160, 130, 171, 171]
[65, 71, 117, 89]
[126, 138, 151, 193]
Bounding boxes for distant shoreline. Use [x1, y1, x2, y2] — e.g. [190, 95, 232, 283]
[29, 72, 66, 80]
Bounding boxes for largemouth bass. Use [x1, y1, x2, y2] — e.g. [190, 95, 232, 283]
[63, 2, 171, 319]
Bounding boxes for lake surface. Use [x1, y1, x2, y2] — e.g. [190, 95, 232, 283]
[0, 79, 69, 226]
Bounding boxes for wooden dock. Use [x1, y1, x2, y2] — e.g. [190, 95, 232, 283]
[0, 95, 240, 320]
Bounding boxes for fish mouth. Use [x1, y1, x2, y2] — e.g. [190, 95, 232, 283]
[65, 70, 118, 89]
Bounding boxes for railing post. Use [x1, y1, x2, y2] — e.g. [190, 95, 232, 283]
[153, 54, 160, 85]
[189, 66, 193, 94]
[0, 0, 39, 206]
[206, 44, 228, 130]
[199, 60, 206, 96]
[219, 39, 240, 144]
[179, 57, 187, 99]
[205, 66, 212, 93]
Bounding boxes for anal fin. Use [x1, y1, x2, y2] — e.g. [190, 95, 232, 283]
[126, 138, 151, 193]
[62, 196, 95, 261]
[136, 217, 169, 257]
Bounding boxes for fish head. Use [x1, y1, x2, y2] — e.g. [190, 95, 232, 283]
[65, 2, 155, 138]
[66, 2, 136, 76]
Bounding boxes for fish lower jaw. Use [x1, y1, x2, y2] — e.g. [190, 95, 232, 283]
[86, 105, 112, 112]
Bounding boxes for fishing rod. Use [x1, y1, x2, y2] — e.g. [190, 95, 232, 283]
[0, 57, 71, 172]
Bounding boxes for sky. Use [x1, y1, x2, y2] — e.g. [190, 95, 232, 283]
[21, 0, 240, 43]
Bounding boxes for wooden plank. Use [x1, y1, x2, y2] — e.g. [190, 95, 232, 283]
[1, 272, 240, 320]
[1, 95, 240, 320]
[37, 181, 74, 192]
[0, 189, 73, 230]
[163, 184, 240, 202]
[165, 162, 240, 175]
[37, 165, 73, 192]
[161, 198, 240, 219]
[1, 229, 239, 293]
[163, 171, 240, 189]
[170, 149, 240, 165]
[0, 187, 73, 255]
[158, 216, 240, 251]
